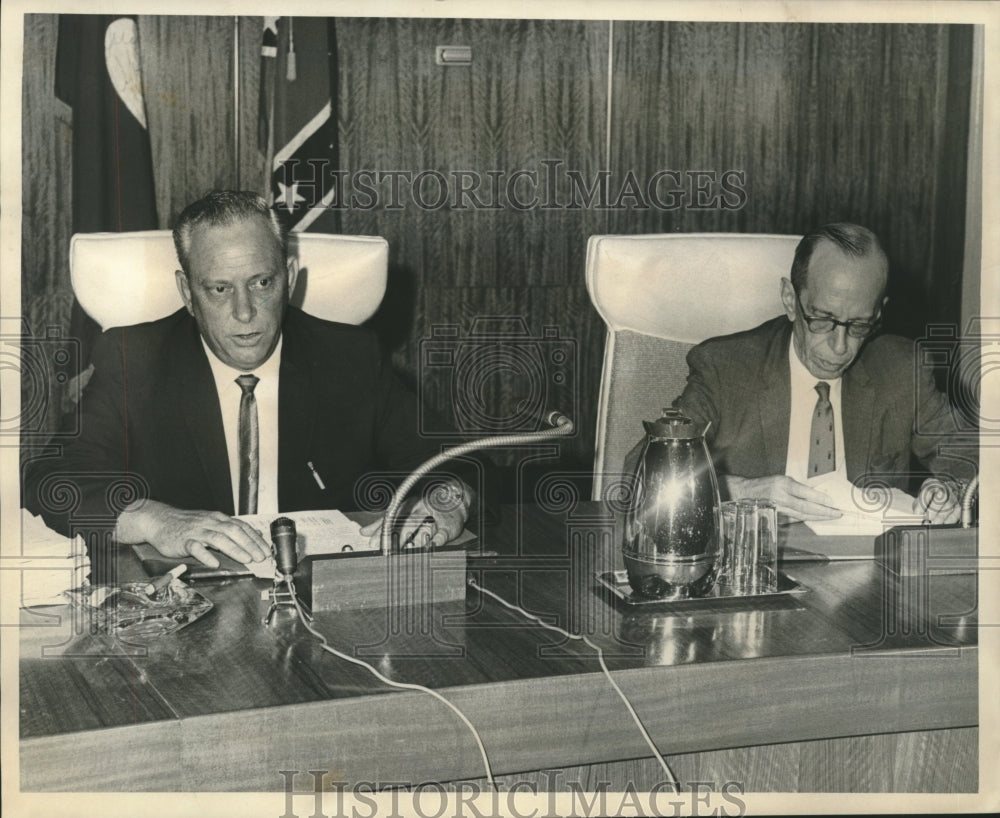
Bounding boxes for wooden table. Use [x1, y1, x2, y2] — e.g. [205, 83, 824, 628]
[19, 502, 978, 793]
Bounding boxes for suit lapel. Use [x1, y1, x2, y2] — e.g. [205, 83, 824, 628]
[277, 311, 316, 509]
[842, 353, 874, 483]
[168, 315, 235, 515]
[756, 319, 792, 475]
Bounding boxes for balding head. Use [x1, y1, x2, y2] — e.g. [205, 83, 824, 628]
[790, 222, 888, 297]
[780, 223, 889, 380]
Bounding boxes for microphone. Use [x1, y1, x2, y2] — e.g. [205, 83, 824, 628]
[271, 517, 298, 577]
[542, 410, 572, 429]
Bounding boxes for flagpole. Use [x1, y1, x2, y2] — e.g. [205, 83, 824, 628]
[233, 16, 241, 186]
[263, 19, 277, 204]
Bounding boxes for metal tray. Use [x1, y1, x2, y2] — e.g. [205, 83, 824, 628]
[595, 569, 807, 609]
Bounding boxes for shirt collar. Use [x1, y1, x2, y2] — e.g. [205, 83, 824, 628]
[788, 334, 839, 388]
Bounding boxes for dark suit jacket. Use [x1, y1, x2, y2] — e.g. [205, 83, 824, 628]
[674, 316, 976, 491]
[24, 307, 442, 539]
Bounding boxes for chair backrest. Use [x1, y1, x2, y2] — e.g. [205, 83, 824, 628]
[70, 230, 389, 330]
[586, 233, 802, 499]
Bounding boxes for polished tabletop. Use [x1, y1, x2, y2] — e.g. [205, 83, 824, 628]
[19, 501, 978, 790]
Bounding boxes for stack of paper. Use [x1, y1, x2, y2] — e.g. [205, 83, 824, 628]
[235, 509, 378, 579]
[803, 473, 924, 537]
[10, 510, 91, 606]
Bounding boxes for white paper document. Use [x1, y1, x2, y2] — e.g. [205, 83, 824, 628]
[11, 510, 91, 606]
[236, 509, 378, 579]
[802, 473, 924, 537]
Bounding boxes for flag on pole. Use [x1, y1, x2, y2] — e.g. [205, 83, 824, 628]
[258, 16, 279, 152]
[55, 14, 158, 362]
[259, 17, 341, 233]
[55, 15, 158, 234]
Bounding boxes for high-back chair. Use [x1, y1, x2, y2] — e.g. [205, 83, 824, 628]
[70, 230, 389, 330]
[586, 233, 801, 499]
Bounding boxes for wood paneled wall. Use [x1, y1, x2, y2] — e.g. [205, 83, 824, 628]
[21, 15, 74, 448]
[138, 17, 237, 227]
[608, 22, 972, 340]
[20, 15, 974, 477]
[335, 19, 610, 470]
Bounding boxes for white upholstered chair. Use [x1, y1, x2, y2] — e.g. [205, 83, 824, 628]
[586, 233, 802, 499]
[70, 230, 388, 330]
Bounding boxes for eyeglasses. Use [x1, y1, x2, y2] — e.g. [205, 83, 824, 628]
[793, 289, 880, 339]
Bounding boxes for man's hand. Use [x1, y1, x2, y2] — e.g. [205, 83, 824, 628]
[723, 474, 843, 522]
[116, 499, 271, 567]
[360, 479, 472, 550]
[914, 477, 961, 525]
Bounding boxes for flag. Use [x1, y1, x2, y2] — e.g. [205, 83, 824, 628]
[259, 17, 341, 233]
[55, 14, 159, 362]
[258, 16, 279, 150]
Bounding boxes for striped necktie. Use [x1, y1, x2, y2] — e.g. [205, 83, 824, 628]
[236, 374, 260, 515]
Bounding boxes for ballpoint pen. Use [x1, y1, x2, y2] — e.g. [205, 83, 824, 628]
[307, 461, 326, 490]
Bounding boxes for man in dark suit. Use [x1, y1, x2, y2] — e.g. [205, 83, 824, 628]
[25, 191, 469, 568]
[674, 223, 975, 523]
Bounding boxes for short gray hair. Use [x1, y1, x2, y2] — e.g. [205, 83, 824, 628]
[173, 190, 288, 275]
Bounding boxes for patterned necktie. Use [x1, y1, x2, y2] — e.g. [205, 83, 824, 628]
[236, 374, 260, 515]
[809, 381, 835, 476]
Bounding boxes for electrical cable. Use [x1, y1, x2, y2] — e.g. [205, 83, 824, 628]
[285, 410, 617, 792]
[284, 576, 497, 790]
[468, 576, 680, 789]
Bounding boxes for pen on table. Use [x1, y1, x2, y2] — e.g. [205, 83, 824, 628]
[186, 567, 251, 581]
[307, 461, 326, 490]
[144, 564, 187, 596]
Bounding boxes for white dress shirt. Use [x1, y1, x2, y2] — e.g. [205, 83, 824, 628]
[785, 336, 847, 483]
[202, 337, 282, 515]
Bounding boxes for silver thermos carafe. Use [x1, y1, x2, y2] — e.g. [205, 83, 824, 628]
[622, 408, 721, 599]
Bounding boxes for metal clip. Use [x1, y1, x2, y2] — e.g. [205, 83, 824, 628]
[435, 45, 472, 66]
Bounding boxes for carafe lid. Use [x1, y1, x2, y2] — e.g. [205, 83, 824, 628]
[643, 407, 705, 440]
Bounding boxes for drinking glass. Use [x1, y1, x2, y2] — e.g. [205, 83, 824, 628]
[720, 499, 778, 595]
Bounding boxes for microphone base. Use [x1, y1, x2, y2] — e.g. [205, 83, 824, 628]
[260, 576, 310, 626]
[291, 547, 468, 613]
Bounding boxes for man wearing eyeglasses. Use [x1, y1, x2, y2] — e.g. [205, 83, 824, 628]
[674, 222, 975, 523]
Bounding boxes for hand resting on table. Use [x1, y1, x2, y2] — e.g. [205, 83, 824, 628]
[722, 474, 843, 523]
[116, 499, 271, 568]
